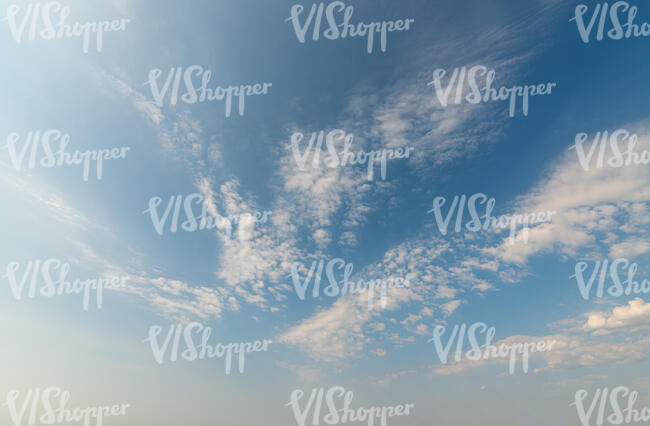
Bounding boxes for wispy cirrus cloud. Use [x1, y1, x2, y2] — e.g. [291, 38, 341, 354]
[486, 126, 650, 264]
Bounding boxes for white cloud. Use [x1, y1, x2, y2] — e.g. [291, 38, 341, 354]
[312, 228, 332, 248]
[428, 299, 650, 377]
[609, 238, 650, 259]
[487, 128, 650, 264]
[441, 299, 463, 316]
[583, 298, 650, 334]
[280, 296, 371, 363]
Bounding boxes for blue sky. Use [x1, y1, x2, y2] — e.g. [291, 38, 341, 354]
[2, 0, 650, 425]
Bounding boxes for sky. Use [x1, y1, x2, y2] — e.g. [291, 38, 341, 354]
[1, 0, 650, 425]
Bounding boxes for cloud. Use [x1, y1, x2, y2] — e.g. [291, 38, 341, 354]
[102, 71, 165, 125]
[583, 298, 650, 335]
[609, 238, 650, 259]
[0, 172, 93, 232]
[280, 296, 372, 363]
[278, 235, 497, 363]
[312, 228, 332, 248]
[428, 299, 650, 377]
[441, 299, 463, 316]
[487, 128, 650, 264]
[1, 155, 236, 323]
[274, 23, 571, 365]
